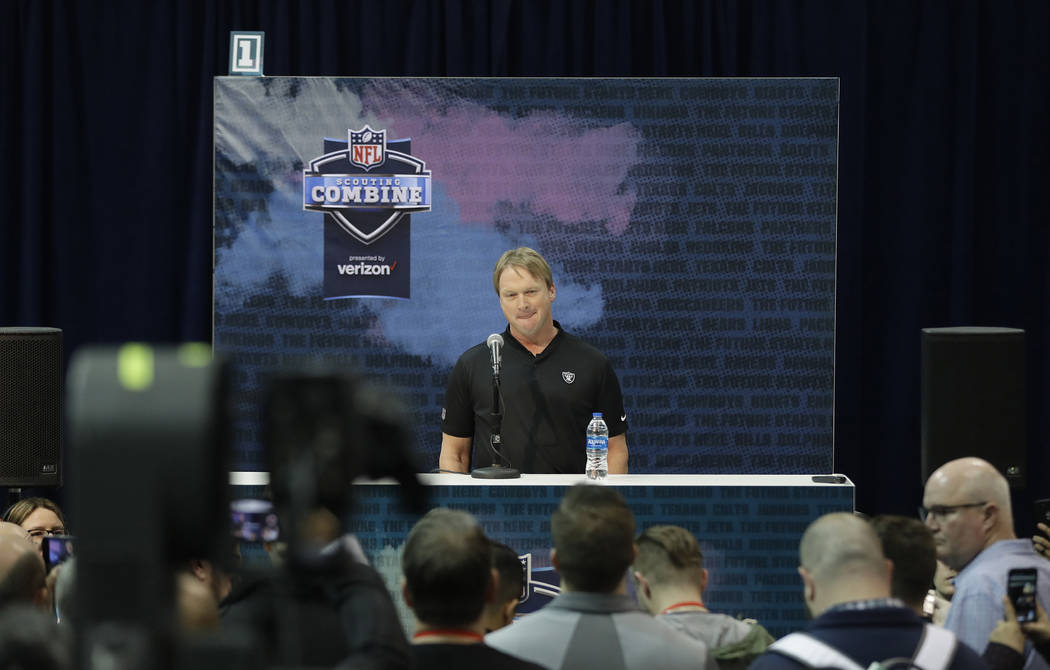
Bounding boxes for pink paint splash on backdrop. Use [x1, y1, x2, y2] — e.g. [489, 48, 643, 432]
[362, 83, 640, 236]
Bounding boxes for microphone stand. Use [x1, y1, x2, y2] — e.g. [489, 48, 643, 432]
[471, 368, 520, 479]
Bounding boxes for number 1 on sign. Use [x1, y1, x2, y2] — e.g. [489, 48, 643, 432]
[237, 41, 254, 67]
[229, 32, 264, 76]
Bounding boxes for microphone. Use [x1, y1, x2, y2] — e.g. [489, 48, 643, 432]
[487, 333, 503, 377]
[472, 332, 519, 479]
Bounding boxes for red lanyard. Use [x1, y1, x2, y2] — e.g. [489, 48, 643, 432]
[413, 629, 484, 643]
[660, 601, 707, 614]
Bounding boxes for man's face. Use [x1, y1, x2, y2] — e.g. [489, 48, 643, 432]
[922, 476, 988, 571]
[498, 265, 555, 342]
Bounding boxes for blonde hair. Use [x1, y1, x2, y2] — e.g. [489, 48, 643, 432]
[635, 525, 704, 589]
[492, 247, 553, 294]
[4, 497, 66, 529]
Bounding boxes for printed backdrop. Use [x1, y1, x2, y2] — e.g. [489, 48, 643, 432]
[214, 78, 839, 473]
[350, 478, 854, 638]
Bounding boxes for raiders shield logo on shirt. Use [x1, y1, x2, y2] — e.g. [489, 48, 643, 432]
[561, 371, 575, 384]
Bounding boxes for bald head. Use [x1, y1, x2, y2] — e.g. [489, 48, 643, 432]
[0, 533, 46, 607]
[0, 522, 32, 546]
[800, 513, 888, 584]
[925, 458, 1012, 522]
[0, 536, 37, 574]
[923, 457, 1015, 570]
[798, 513, 891, 616]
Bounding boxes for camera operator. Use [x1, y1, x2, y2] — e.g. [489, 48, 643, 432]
[213, 370, 425, 669]
[220, 508, 413, 669]
[66, 346, 424, 669]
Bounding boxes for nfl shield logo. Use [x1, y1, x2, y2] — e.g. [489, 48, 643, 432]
[561, 371, 575, 384]
[517, 552, 563, 612]
[348, 125, 386, 171]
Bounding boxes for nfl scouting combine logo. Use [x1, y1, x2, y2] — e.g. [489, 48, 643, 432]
[303, 126, 431, 300]
[516, 553, 562, 615]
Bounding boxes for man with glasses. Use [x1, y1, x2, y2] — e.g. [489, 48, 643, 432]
[923, 457, 1050, 667]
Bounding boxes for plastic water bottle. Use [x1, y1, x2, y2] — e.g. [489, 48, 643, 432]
[586, 412, 609, 480]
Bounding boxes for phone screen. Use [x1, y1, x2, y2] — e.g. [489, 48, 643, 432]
[231, 499, 279, 542]
[1008, 568, 1038, 623]
[42, 535, 75, 572]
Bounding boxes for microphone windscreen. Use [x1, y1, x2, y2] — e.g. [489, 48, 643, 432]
[487, 333, 504, 348]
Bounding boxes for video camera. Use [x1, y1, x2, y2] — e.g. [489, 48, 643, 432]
[67, 345, 424, 669]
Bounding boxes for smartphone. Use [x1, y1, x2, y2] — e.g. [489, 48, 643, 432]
[42, 535, 75, 572]
[231, 499, 279, 542]
[1008, 567, 1038, 623]
[1033, 499, 1050, 528]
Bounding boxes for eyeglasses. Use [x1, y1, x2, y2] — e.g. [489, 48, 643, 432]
[918, 502, 987, 522]
[26, 527, 66, 539]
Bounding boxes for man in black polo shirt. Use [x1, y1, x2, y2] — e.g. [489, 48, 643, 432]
[439, 247, 628, 474]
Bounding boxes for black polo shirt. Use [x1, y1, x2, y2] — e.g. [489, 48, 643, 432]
[442, 322, 627, 474]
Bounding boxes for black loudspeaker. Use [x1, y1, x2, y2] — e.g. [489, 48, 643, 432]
[921, 327, 1026, 487]
[0, 327, 63, 486]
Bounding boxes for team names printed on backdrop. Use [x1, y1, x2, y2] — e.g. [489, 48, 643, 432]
[215, 77, 839, 473]
[303, 126, 431, 300]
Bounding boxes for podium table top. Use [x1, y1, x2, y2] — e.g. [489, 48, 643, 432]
[230, 471, 853, 488]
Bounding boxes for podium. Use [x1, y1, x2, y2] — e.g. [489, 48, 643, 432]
[346, 473, 854, 638]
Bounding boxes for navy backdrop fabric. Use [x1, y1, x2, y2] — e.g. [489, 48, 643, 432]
[2, 0, 1048, 518]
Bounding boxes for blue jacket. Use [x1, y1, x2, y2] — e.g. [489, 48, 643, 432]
[749, 604, 986, 670]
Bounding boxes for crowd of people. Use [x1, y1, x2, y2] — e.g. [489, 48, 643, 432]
[0, 457, 1049, 669]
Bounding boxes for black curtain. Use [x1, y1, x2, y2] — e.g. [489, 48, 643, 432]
[3, 0, 1048, 518]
